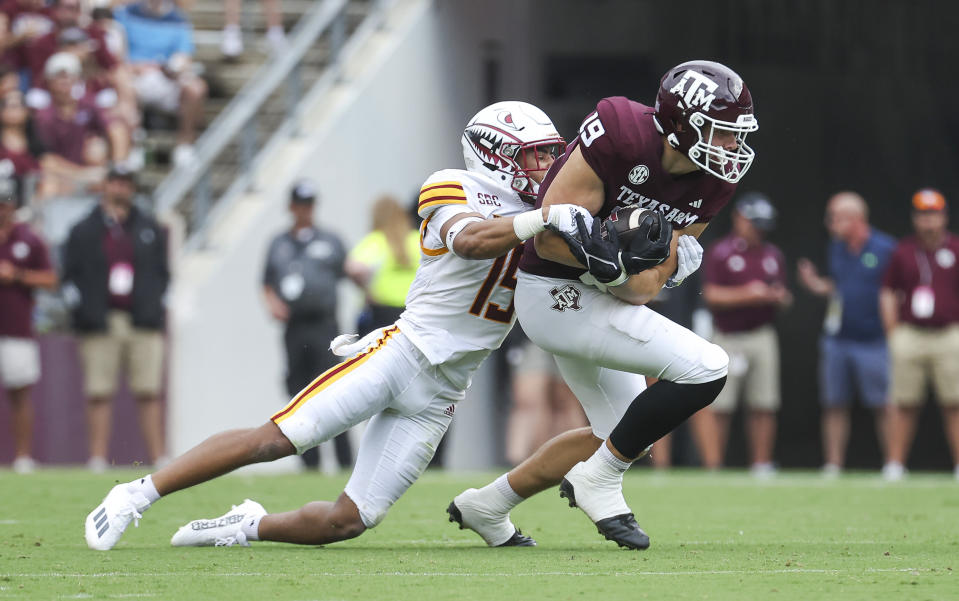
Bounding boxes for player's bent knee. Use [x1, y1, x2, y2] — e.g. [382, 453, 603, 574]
[329, 495, 368, 539]
[249, 422, 296, 463]
[679, 343, 728, 384]
[701, 343, 729, 379]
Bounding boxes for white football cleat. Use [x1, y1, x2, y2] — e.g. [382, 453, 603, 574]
[446, 488, 535, 547]
[559, 461, 649, 550]
[560, 461, 631, 522]
[85, 484, 152, 551]
[170, 499, 266, 547]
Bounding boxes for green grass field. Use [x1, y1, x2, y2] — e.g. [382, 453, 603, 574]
[1, 469, 957, 600]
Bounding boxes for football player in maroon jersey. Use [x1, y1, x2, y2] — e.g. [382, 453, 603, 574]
[450, 60, 758, 550]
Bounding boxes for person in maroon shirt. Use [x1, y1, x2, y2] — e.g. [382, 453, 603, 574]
[32, 51, 129, 180]
[0, 0, 55, 71]
[451, 60, 759, 550]
[880, 189, 959, 481]
[0, 177, 56, 473]
[702, 192, 790, 477]
[20, 0, 137, 127]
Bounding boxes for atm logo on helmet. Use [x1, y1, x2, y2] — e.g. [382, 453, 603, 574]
[669, 71, 718, 111]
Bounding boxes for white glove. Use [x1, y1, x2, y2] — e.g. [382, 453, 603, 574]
[544, 204, 594, 238]
[665, 235, 703, 288]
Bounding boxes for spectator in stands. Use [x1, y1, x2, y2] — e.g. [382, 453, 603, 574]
[113, 0, 208, 168]
[503, 329, 586, 466]
[0, 0, 55, 78]
[262, 180, 354, 471]
[1, 85, 98, 199]
[33, 52, 130, 180]
[798, 192, 895, 476]
[221, 0, 286, 58]
[880, 189, 959, 481]
[61, 164, 169, 471]
[0, 89, 41, 194]
[348, 194, 419, 334]
[702, 192, 791, 477]
[0, 176, 55, 473]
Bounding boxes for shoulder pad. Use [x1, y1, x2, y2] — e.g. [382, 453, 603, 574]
[417, 169, 469, 219]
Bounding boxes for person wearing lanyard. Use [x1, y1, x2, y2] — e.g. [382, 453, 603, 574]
[880, 189, 959, 481]
[62, 163, 169, 471]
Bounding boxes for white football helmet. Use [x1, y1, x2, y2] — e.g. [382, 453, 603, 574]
[462, 101, 565, 201]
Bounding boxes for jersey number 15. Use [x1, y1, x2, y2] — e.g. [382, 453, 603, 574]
[469, 247, 522, 324]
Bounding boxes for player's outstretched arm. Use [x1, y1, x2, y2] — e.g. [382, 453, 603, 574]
[533, 146, 605, 267]
[442, 205, 590, 260]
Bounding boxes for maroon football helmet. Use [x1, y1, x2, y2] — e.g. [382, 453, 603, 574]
[653, 60, 758, 183]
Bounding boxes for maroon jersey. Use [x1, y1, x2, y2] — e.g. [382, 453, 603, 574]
[33, 98, 110, 164]
[520, 97, 737, 280]
[0, 221, 52, 338]
[0, 0, 55, 70]
[0, 144, 40, 177]
[703, 234, 786, 333]
[882, 234, 959, 327]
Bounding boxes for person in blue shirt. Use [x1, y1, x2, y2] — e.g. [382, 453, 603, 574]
[798, 191, 896, 476]
[112, 0, 207, 167]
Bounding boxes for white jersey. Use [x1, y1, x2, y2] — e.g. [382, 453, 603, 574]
[397, 168, 528, 387]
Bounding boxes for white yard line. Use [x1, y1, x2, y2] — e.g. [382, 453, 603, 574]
[1, 568, 940, 579]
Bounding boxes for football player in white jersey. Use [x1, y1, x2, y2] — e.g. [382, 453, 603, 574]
[83, 101, 592, 550]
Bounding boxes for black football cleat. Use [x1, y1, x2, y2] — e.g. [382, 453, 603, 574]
[446, 501, 536, 547]
[594, 513, 650, 550]
[559, 477, 650, 550]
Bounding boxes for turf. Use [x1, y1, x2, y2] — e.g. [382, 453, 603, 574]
[0, 469, 957, 600]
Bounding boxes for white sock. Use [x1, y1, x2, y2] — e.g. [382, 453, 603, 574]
[241, 514, 263, 541]
[126, 474, 161, 504]
[587, 443, 632, 477]
[493, 473, 524, 507]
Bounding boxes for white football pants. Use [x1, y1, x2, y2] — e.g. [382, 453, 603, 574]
[272, 325, 462, 528]
[515, 272, 728, 439]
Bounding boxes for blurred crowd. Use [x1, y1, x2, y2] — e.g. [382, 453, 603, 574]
[0, 0, 209, 205]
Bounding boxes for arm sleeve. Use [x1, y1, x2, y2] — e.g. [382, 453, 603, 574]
[421, 204, 475, 252]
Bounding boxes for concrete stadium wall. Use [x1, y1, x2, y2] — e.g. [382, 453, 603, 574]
[166, 0, 501, 468]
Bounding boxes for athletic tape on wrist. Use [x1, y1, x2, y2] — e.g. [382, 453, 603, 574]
[512, 209, 547, 241]
[605, 253, 629, 287]
[445, 216, 485, 257]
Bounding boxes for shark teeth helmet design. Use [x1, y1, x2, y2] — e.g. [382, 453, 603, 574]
[462, 101, 565, 202]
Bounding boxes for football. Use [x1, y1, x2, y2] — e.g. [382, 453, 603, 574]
[600, 206, 657, 248]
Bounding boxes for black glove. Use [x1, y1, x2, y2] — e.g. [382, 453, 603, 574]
[619, 210, 672, 274]
[558, 214, 629, 285]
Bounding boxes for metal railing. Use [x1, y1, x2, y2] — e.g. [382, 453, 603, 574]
[153, 0, 391, 238]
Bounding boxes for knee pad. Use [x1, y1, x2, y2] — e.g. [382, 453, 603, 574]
[701, 343, 729, 379]
[678, 342, 728, 384]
